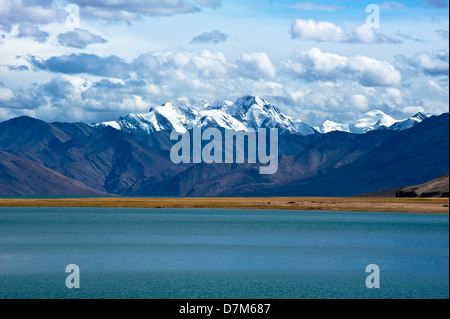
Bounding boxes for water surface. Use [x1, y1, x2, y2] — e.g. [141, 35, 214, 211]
[0, 208, 448, 299]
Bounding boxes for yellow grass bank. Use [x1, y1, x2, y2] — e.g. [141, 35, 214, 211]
[0, 197, 449, 214]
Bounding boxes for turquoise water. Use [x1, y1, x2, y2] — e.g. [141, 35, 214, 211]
[0, 208, 448, 299]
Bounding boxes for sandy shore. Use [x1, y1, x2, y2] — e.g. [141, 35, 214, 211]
[0, 197, 448, 214]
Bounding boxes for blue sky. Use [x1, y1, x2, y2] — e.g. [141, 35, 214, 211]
[0, 0, 448, 125]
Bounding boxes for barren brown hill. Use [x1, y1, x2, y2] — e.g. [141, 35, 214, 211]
[359, 175, 449, 198]
[396, 175, 449, 198]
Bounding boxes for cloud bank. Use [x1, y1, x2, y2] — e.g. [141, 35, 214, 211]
[291, 19, 401, 44]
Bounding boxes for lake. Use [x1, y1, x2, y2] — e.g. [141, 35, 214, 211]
[0, 207, 448, 299]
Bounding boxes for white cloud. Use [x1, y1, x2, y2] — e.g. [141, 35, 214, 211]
[349, 94, 369, 111]
[0, 87, 15, 101]
[191, 30, 228, 44]
[427, 80, 447, 93]
[2, 47, 446, 125]
[57, 28, 107, 49]
[353, 25, 379, 43]
[0, 0, 222, 31]
[71, 0, 220, 22]
[291, 19, 351, 42]
[282, 47, 402, 87]
[238, 52, 276, 79]
[352, 24, 400, 44]
[347, 55, 402, 87]
[17, 24, 49, 43]
[403, 106, 425, 114]
[385, 87, 403, 104]
[291, 19, 401, 44]
[0, 0, 65, 31]
[408, 50, 449, 75]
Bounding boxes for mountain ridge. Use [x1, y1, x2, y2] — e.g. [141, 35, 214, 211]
[92, 96, 426, 136]
[0, 108, 447, 197]
[317, 110, 429, 134]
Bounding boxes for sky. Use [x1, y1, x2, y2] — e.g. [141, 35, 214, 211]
[0, 0, 448, 126]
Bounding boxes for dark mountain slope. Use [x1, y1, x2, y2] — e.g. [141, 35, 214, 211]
[155, 128, 401, 196]
[0, 150, 110, 196]
[0, 117, 189, 195]
[0, 113, 447, 197]
[245, 113, 449, 197]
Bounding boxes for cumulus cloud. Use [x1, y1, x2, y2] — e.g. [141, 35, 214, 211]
[349, 94, 369, 111]
[29, 53, 130, 78]
[291, 19, 401, 44]
[291, 19, 351, 42]
[238, 52, 276, 79]
[70, 0, 221, 22]
[17, 24, 49, 42]
[4, 49, 276, 121]
[5, 47, 446, 125]
[57, 28, 107, 49]
[0, 0, 65, 31]
[352, 24, 401, 44]
[191, 30, 228, 44]
[0, 87, 15, 101]
[282, 47, 402, 87]
[406, 50, 449, 75]
[403, 105, 425, 114]
[133, 50, 231, 80]
[0, 0, 222, 31]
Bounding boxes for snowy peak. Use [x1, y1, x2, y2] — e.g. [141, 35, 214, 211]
[224, 96, 276, 121]
[226, 95, 266, 117]
[389, 112, 429, 131]
[196, 109, 247, 131]
[93, 98, 428, 137]
[224, 95, 301, 133]
[114, 102, 198, 134]
[318, 120, 346, 134]
[94, 96, 317, 136]
[412, 112, 428, 121]
[318, 110, 396, 134]
[317, 110, 428, 134]
[348, 110, 397, 134]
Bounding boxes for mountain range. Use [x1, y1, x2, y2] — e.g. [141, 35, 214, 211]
[317, 110, 428, 134]
[0, 96, 448, 197]
[93, 96, 427, 136]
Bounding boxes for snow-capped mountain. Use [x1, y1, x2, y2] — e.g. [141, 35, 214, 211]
[388, 112, 429, 131]
[93, 96, 429, 136]
[317, 110, 429, 134]
[93, 95, 317, 136]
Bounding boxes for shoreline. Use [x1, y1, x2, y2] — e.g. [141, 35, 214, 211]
[0, 197, 449, 214]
